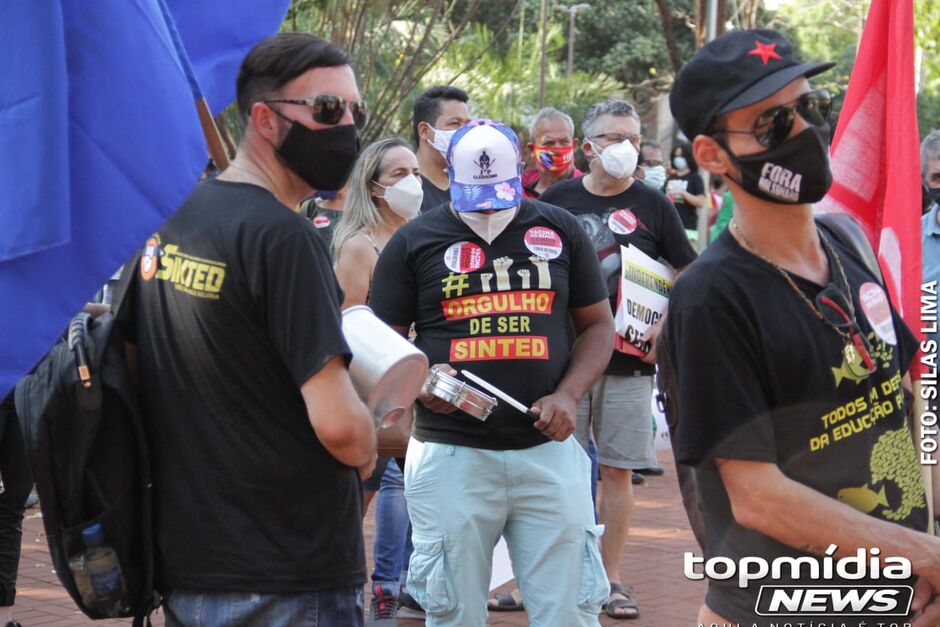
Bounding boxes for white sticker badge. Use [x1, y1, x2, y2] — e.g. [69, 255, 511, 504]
[524, 227, 563, 260]
[858, 282, 897, 345]
[443, 241, 486, 273]
[608, 209, 638, 235]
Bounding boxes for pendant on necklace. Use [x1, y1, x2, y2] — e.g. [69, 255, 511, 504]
[843, 342, 874, 379]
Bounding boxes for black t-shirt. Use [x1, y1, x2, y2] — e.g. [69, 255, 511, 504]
[370, 199, 608, 450]
[666, 226, 925, 625]
[665, 171, 705, 230]
[540, 177, 696, 376]
[118, 179, 364, 593]
[420, 174, 452, 213]
[305, 201, 342, 252]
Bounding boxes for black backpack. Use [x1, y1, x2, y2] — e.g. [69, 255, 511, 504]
[14, 310, 159, 625]
[655, 213, 885, 552]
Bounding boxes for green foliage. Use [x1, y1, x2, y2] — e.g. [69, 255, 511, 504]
[573, 0, 696, 85]
[916, 0, 940, 138]
[254, 0, 940, 146]
[418, 23, 625, 135]
[279, 0, 504, 143]
[775, 0, 940, 138]
[919, 92, 940, 140]
[774, 0, 868, 109]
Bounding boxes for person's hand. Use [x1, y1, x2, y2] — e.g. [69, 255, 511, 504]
[530, 390, 577, 441]
[82, 302, 111, 318]
[911, 575, 940, 626]
[358, 452, 378, 481]
[419, 363, 459, 414]
[640, 319, 664, 364]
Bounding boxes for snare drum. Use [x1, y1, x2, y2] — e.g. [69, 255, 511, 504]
[423, 368, 497, 421]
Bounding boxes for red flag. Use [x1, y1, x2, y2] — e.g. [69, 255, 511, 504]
[817, 0, 922, 372]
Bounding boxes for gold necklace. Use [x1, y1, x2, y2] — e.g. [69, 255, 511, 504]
[731, 219, 874, 378]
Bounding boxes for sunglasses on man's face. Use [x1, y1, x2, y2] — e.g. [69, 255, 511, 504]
[263, 94, 368, 129]
[712, 88, 832, 149]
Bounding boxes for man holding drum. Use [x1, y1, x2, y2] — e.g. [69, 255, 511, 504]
[370, 119, 615, 626]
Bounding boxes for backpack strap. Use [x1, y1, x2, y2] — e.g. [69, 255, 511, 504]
[110, 250, 142, 318]
[814, 212, 884, 286]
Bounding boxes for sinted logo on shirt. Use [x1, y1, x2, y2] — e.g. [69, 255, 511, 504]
[140, 236, 161, 281]
[139, 233, 227, 300]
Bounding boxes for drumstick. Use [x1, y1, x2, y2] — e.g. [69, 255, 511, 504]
[461, 370, 540, 422]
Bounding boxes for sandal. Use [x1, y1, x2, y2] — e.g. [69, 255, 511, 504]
[603, 582, 639, 619]
[487, 588, 525, 612]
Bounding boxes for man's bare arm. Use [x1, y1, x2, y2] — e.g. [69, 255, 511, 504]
[529, 300, 613, 440]
[301, 355, 376, 469]
[718, 458, 940, 574]
[555, 300, 615, 402]
[641, 264, 690, 364]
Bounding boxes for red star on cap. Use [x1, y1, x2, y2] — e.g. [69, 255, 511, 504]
[748, 40, 783, 65]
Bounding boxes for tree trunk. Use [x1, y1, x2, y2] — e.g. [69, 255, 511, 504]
[654, 0, 684, 72]
[694, 0, 705, 48]
[717, 0, 728, 37]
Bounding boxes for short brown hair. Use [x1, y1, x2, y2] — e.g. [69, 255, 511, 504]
[236, 33, 351, 125]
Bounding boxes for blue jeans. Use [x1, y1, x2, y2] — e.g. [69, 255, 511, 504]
[372, 460, 413, 592]
[164, 588, 364, 627]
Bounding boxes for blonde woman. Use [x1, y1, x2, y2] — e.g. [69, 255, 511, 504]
[333, 137, 422, 308]
[334, 137, 424, 623]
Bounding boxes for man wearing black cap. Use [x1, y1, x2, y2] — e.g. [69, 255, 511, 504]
[664, 29, 940, 626]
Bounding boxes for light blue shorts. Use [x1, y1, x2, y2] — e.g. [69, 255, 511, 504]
[404, 436, 608, 627]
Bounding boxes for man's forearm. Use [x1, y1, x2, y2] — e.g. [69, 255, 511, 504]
[723, 460, 940, 576]
[555, 321, 613, 403]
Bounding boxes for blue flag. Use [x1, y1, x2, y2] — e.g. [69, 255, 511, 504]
[0, 0, 287, 399]
[167, 0, 291, 115]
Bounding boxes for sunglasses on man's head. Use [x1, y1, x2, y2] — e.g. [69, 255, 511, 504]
[711, 88, 832, 149]
[263, 94, 368, 129]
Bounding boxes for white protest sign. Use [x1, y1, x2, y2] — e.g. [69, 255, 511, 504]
[615, 244, 676, 356]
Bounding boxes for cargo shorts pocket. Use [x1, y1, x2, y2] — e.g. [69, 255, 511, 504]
[578, 524, 610, 612]
[407, 531, 456, 616]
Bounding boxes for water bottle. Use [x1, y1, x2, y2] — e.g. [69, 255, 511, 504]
[80, 523, 130, 616]
[67, 554, 96, 607]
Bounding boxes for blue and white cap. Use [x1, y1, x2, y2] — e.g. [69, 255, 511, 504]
[446, 119, 523, 212]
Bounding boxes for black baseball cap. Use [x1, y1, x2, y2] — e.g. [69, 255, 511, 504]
[670, 29, 834, 139]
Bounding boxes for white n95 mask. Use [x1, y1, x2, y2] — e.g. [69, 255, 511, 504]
[429, 127, 457, 157]
[591, 140, 639, 179]
[458, 207, 517, 244]
[376, 174, 423, 219]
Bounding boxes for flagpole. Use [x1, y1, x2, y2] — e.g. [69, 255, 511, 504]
[196, 98, 231, 171]
[156, 0, 230, 171]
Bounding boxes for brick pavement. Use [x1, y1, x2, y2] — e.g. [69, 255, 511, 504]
[12, 451, 704, 626]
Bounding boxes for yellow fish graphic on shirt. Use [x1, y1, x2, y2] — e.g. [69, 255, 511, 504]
[837, 484, 888, 513]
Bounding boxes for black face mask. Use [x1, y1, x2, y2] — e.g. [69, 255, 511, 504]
[929, 186, 940, 205]
[726, 124, 833, 205]
[275, 119, 360, 191]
